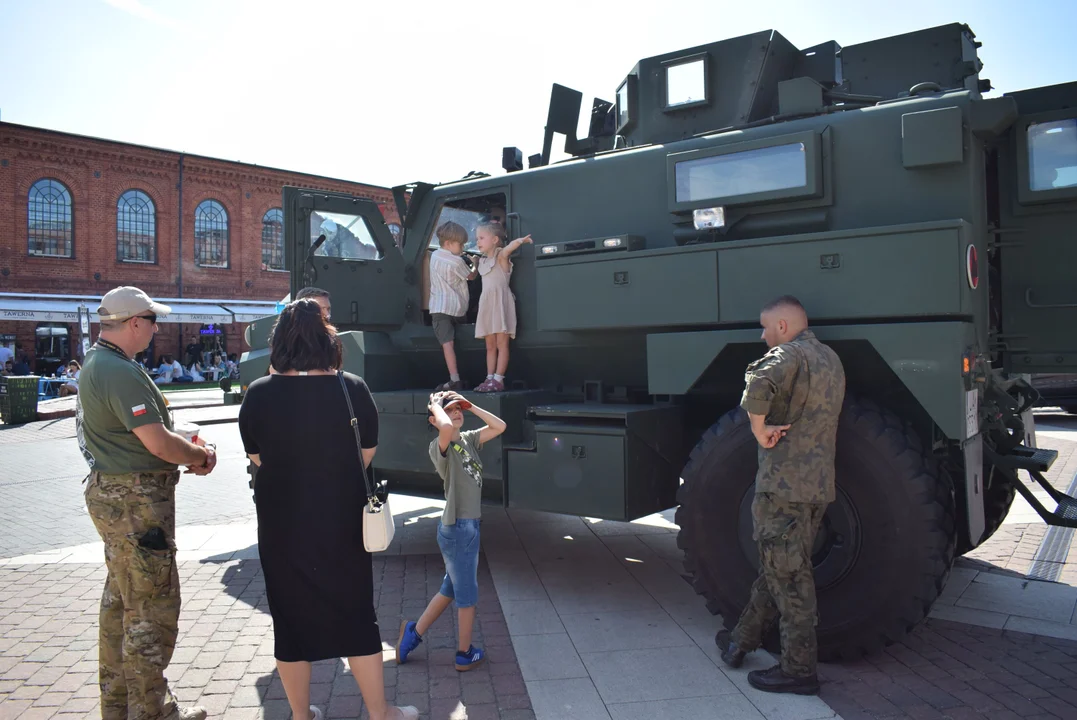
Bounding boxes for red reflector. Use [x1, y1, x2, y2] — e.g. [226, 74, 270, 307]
[966, 244, 979, 289]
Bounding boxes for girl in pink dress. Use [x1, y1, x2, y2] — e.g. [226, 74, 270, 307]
[473, 223, 533, 392]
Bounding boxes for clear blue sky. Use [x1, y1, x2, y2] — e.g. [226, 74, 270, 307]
[1, 0, 1074, 188]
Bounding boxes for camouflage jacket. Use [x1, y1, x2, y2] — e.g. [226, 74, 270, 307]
[740, 329, 846, 503]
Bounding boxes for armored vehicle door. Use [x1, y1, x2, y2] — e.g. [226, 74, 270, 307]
[283, 186, 405, 329]
[997, 83, 1077, 374]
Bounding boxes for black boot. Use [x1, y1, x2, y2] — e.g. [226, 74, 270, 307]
[714, 629, 746, 669]
[747, 665, 820, 695]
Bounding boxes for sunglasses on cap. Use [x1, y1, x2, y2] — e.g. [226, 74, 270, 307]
[127, 313, 157, 324]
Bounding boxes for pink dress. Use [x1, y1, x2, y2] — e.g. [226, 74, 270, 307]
[474, 248, 517, 339]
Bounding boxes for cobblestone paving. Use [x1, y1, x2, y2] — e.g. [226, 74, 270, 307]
[0, 423, 258, 559]
[815, 417, 1077, 720]
[0, 554, 531, 720]
[817, 619, 1077, 720]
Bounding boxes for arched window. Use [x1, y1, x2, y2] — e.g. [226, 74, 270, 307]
[194, 199, 229, 268]
[261, 208, 284, 271]
[28, 179, 73, 258]
[117, 190, 157, 263]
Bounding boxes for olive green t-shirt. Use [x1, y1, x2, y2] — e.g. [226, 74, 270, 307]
[76, 344, 177, 475]
[428, 429, 484, 526]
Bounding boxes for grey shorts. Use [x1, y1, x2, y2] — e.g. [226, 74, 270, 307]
[432, 313, 466, 345]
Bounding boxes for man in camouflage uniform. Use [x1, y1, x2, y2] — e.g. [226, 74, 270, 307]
[715, 295, 845, 695]
[77, 287, 218, 720]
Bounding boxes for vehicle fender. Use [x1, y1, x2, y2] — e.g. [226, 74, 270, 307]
[647, 320, 978, 441]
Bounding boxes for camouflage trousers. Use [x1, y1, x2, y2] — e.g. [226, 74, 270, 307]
[85, 470, 183, 720]
[731, 492, 827, 677]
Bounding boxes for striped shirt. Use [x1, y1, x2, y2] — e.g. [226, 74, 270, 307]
[428, 248, 472, 317]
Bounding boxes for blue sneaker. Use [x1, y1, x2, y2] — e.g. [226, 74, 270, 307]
[455, 645, 486, 672]
[396, 620, 422, 664]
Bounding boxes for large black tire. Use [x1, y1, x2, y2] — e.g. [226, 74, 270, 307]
[675, 395, 956, 661]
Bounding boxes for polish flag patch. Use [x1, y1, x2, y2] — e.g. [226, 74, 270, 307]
[131, 404, 147, 417]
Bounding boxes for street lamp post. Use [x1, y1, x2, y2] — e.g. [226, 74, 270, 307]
[77, 304, 91, 362]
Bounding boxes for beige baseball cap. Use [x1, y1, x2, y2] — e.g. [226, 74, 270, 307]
[97, 286, 172, 322]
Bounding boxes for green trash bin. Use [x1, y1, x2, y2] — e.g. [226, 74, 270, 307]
[0, 375, 41, 425]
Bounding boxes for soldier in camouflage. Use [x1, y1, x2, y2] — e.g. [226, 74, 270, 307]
[715, 295, 846, 695]
[77, 287, 218, 720]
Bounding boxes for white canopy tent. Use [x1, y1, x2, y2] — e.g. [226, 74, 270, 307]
[0, 293, 279, 325]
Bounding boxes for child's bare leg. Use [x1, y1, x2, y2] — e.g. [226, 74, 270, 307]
[484, 336, 497, 377]
[494, 333, 510, 377]
[416, 592, 453, 636]
[441, 341, 459, 377]
[457, 606, 476, 653]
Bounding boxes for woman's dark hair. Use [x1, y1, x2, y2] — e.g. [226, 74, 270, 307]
[269, 298, 343, 372]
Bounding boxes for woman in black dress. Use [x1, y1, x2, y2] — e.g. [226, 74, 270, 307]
[238, 299, 417, 720]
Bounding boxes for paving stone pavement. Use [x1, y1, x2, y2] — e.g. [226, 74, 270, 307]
[4, 409, 1077, 719]
[0, 421, 262, 559]
[0, 554, 532, 720]
[816, 619, 1077, 720]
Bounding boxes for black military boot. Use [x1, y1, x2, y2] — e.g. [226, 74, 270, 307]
[714, 629, 746, 669]
[747, 665, 820, 695]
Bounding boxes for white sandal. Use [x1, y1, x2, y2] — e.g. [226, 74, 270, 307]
[309, 706, 323, 720]
[390, 706, 419, 720]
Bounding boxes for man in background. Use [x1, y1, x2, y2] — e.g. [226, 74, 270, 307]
[296, 286, 331, 320]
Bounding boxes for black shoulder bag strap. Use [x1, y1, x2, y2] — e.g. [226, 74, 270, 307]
[338, 371, 377, 504]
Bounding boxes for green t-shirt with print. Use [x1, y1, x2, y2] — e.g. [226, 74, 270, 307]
[428, 428, 484, 526]
[76, 344, 176, 475]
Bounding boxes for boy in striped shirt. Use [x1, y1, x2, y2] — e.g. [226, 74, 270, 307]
[429, 221, 477, 391]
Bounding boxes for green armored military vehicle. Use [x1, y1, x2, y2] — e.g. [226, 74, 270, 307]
[236, 23, 1077, 660]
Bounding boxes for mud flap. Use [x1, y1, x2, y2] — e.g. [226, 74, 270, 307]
[963, 434, 986, 546]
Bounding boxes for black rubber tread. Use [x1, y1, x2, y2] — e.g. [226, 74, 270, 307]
[1063, 405, 1077, 416]
[675, 395, 956, 662]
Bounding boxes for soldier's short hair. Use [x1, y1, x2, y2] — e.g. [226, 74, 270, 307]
[295, 287, 330, 301]
[761, 295, 806, 314]
[435, 221, 468, 248]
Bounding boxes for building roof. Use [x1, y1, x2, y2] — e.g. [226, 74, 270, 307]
[0, 120, 391, 192]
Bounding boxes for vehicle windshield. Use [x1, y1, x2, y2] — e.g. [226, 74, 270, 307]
[311, 211, 382, 260]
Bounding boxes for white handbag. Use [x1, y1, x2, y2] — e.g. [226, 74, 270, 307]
[339, 372, 395, 552]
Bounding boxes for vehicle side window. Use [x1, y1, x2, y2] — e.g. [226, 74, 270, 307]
[312, 211, 383, 260]
[1028, 118, 1077, 191]
[426, 206, 488, 253]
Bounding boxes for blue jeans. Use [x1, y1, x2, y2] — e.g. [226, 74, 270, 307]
[436, 518, 481, 608]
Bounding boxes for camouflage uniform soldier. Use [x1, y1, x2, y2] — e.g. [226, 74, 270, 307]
[77, 287, 218, 720]
[715, 295, 845, 695]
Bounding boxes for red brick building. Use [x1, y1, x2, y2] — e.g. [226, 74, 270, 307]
[0, 121, 399, 375]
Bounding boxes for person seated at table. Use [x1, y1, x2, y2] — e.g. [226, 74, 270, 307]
[59, 360, 81, 396]
[188, 360, 206, 383]
[203, 354, 222, 382]
[12, 355, 31, 375]
[226, 354, 240, 379]
[171, 355, 194, 383]
[1, 360, 13, 377]
[154, 355, 176, 385]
